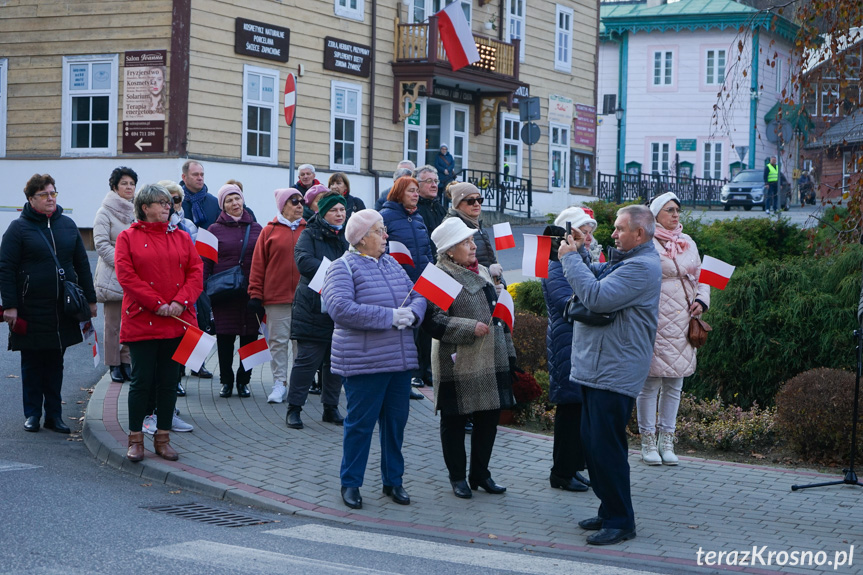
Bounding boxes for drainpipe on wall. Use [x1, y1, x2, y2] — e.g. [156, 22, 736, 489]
[617, 31, 629, 174]
[749, 27, 760, 169]
[367, 0, 380, 199]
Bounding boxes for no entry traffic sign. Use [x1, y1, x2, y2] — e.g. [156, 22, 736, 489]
[284, 73, 296, 126]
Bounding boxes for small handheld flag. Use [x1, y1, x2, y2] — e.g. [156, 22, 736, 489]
[414, 263, 463, 312]
[172, 326, 217, 371]
[195, 228, 219, 262]
[493, 222, 516, 251]
[239, 338, 273, 371]
[388, 241, 415, 267]
[308, 257, 333, 293]
[492, 288, 515, 331]
[521, 235, 552, 278]
[699, 255, 735, 290]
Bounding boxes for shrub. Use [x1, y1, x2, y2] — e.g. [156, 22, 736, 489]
[775, 368, 863, 464]
[681, 214, 806, 268]
[511, 310, 547, 374]
[687, 245, 863, 407]
[674, 393, 777, 452]
[509, 280, 547, 317]
[806, 206, 852, 255]
[583, 199, 640, 251]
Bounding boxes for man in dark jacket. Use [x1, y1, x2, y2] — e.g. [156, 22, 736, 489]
[180, 160, 220, 230]
[0, 173, 97, 433]
[414, 164, 447, 255]
[295, 164, 321, 195]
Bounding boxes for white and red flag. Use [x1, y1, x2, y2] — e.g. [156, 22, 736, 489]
[308, 256, 333, 294]
[492, 288, 515, 331]
[92, 332, 101, 368]
[699, 255, 735, 290]
[195, 228, 219, 262]
[388, 240, 415, 267]
[521, 235, 552, 278]
[493, 222, 516, 251]
[239, 338, 273, 371]
[414, 262, 463, 311]
[172, 326, 216, 371]
[437, 2, 480, 72]
[258, 314, 268, 341]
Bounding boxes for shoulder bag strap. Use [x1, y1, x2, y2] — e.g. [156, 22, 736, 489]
[671, 258, 694, 312]
[237, 224, 252, 266]
[31, 222, 66, 281]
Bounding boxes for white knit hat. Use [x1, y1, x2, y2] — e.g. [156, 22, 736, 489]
[345, 209, 383, 245]
[431, 218, 477, 255]
[554, 207, 597, 231]
[649, 192, 681, 217]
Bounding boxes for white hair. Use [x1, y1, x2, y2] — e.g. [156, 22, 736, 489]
[298, 164, 316, 174]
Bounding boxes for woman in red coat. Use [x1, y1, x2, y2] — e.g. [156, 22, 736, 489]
[204, 184, 263, 399]
[115, 184, 203, 462]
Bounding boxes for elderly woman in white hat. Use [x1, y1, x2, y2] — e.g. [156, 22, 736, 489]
[541, 207, 598, 494]
[423, 218, 517, 500]
[636, 192, 710, 466]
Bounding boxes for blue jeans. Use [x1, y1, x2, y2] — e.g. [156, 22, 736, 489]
[340, 370, 411, 488]
[766, 182, 778, 211]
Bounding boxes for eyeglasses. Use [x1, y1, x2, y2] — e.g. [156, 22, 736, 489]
[153, 200, 171, 208]
[464, 197, 484, 206]
[33, 191, 59, 199]
[419, 178, 440, 185]
[370, 226, 387, 236]
[172, 196, 182, 204]
[289, 197, 305, 206]
[662, 208, 681, 215]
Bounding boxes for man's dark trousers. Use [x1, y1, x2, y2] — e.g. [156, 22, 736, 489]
[581, 385, 636, 530]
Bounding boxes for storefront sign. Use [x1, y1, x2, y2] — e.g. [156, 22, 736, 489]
[235, 18, 290, 63]
[323, 37, 372, 78]
[122, 50, 166, 153]
[548, 93, 573, 125]
[423, 83, 476, 105]
[122, 121, 165, 154]
[676, 138, 697, 152]
[573, 103, 596, 148]
[513, 84, 530, 106]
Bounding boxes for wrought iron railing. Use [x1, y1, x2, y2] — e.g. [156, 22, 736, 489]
[459, 169, 532, 217]
[596, 172, 727, 208]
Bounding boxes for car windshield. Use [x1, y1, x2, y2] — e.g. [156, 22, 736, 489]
[732, 171, 763, 183]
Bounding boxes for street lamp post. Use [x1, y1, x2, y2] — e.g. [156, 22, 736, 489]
[615, 106, 624, 203]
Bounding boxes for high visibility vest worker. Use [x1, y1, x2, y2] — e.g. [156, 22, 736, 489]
[767, 163, 778, 182]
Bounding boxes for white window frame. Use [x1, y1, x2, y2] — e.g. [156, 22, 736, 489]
[506, 0, 526, 63]
[775, 58, 783, 93]
[241, 65, 280, 165]
[330, 80, 363, 172]
[821, 82, 839, 117]
[549, 122, 570, 190]
[403, 98, 427, 168]
[702, 141, 723, 180]
[651, 142, 671, 175]
[334, 0, 364, 21]
[411, 0, 470, 25]
[0, 59, 7, 158]
[500, 112, 523, 180]
[446, 103, 469, 176]
[554, 5, 573, 73]
[61, 54, 118, 157]
[652, 50, 673, 86]
[705, 49, 726, 86]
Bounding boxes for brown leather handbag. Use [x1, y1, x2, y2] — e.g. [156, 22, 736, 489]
[673, 259, 711, 349]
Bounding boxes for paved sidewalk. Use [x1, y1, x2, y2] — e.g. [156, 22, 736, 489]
[84, 355, 862, 574]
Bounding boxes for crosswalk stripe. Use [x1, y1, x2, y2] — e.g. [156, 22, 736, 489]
[266, 525, 660, 575]
[140, 540, 399, 574]
[0, 459, 40, 473]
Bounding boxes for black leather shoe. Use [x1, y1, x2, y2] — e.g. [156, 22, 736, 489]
[409, 387, 424, 400]
[24, 416, 40, 432]
[192, 366, 213, 379]
[237, 383, 250, 398]
[469, 477, 506, 494]
[586, 527, 636, 546]
[550, 472, 589, 492]
[575, 471, 591, 487]
[176, 382, 186, 397]
[450, 479, 472, 499]
[578, 516, 604, 531]
[341, 486, 362, 509]
[219, 384, 233, 398]
[382, 485, 410, 505]
[110, 365, 125, 383]
[322, 405, 344, 426]
[286, 406, 304, 429]
[410, 377, 425, 388]
[121, 363, 132, 381]
[43, 416, 71, 434]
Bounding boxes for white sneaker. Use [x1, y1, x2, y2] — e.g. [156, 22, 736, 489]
[267, 382, 287, 404]
[142, 414, 157, 436]
[640, 433, 662, 465]
[172, 414, 194, 432]
[658, 431, 679, 465]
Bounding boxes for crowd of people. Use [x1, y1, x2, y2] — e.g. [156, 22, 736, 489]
[0, 160, 714, 547]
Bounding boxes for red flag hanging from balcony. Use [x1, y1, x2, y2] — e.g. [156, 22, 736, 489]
[437, 2, 480, 71]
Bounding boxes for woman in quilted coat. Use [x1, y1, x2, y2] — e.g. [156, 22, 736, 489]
[636, 192, 710, 466]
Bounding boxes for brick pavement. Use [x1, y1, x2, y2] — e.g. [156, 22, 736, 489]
[83, 355, 863, 574]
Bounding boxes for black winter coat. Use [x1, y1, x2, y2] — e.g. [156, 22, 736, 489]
[443, 209, 498, 268]
[291, 214, 349, 342]
[0, 203, 96, 350]
[541, 257, 582, 405]
[343, 194, 366, 222]
[381, 200, 433, 283]
[417, 196, 447, 257]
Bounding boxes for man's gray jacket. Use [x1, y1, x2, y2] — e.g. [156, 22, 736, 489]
[561, 241, 661, 398]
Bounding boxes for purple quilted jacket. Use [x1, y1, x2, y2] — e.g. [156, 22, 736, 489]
[322, 251, 427, 377]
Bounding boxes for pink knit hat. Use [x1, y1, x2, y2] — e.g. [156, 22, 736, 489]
[303, 184, 329, 208]
[217, 184, 244, 210]
[275, 188, 302, 214]
[345, 209, 383, 245]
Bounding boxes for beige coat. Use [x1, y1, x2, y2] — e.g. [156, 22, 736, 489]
[648, 233, 711, 378]
[93, 191, 134, 302]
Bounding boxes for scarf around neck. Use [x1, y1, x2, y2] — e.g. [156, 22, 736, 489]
[654, 223, 688, 259]
[277, 214, 302, 230]
[185, 183, 209, 226]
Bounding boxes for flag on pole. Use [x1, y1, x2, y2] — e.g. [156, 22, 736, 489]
[414, 262, 463, 311]
[437, 2, 480, 71]
[492, 288, 515, 331]
[259, 314, 268, 341]
[195, 228, 219, 261]
[239, 338, 273, 371]
[308, 256, 332, 293]
[172, 326, 216, 371]
[521, 235, 552, 278]
[493, 222, 516, 251]
[388, 240, 415, 267]
[699, 255, 735, 290]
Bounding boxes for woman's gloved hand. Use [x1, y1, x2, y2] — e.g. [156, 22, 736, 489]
[392, 308, 415, 329]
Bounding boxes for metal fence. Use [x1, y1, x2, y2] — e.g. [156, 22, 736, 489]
[596, 172, 727, 208]
[459, 169, 532, 217]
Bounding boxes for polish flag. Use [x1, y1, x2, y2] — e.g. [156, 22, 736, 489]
[308, 256, 332, 293]
[388, 240, 415, 267]
[258, 314, 268, 341]
[239, 338, 273, 371]
[521, 235, 552, 278]
[493, 222, 516, 251]
[699, 255, 735, 290]
[414, 263, 463, 311]
[195, 228, 219, 262]
[172, 326, 216, 371]
[92, 332, 101, 368]
[492, 288, 515, 331]
[437, 2, 480, 72]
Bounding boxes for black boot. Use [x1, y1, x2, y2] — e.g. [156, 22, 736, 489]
[236, 382, 250, 398]
[110, 366, 125, 383]
[322, 405, 344, 426]
[120, 363, 132, 381]
[286, 405, 304, 429]
[219, 382, 233, 398]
